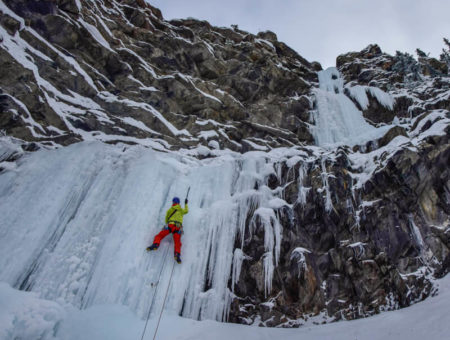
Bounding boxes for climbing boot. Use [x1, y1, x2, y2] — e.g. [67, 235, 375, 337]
[174, 253, 182, 264]
[146, 243, 159, 252]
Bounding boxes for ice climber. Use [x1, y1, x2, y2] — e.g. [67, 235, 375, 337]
[147, 196, 188, 263]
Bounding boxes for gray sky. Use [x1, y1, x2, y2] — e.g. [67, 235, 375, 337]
[150, 0, 449, 68]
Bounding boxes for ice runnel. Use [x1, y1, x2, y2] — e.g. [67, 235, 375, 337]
[0, 142, 285, 323]
[310, 67, 391, 147]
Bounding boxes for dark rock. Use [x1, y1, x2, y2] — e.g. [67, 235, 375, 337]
[378, 126, 408, 147]
[0, 14, 21, 35]
[257, 30, 277, 41]
[57, 0, 80, 15]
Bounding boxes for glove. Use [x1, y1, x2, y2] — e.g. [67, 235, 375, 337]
[185, 199, 188, 204]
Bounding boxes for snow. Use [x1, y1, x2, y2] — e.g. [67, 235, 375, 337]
[78, 18, 114, 52]
[243, 139, 268, 151]
[348, 135, 410, 189]
[367, 86, 395, 110]
[0, 22, 116, 141]
[0, 160, 17, 171]
[208, 140, 220, 149]
[140, 86, 159, 92]
[286, 155, 301, 167]
[97, 91, 191, 137]
[74, 0, 81, 11]
[4, 94, 46, 137]
[128, 75, 159, 92]
[27, 27, 99, 92]
[346, 85, 395, 110]
[177, 73, 223, 104]
[203, 41, 215, 56]
[410, 110, 448, 138]
[0, 138, 22, 161]
[198, 130, 219, 140]
[117, 47, 158, 78]
[195, 119, 233, 128]
[0, 282, 65, 340]
[1, 273, 449, 339]
[0, 0, 25, 28]
[346, 85, 370, 109]
[255, 38, 276, 51]
[47, 125, 66, 135]
[120, 117, 160, 135]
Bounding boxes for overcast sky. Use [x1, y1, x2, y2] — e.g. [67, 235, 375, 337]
[150, 0, 450, 68]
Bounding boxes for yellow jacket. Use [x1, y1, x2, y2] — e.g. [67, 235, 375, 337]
[165, 203, 188, 224]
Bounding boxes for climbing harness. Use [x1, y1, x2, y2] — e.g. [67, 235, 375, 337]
[164, 222, 183, 234]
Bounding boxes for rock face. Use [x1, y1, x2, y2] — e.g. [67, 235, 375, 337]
[229, 132, 449, 326]
[0, 0, 449, 328]
[0, 0, 318, 151]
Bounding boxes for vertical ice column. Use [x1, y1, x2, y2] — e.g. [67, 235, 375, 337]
[297, 162, 310, 205]
[0, 143, 289, 323]
[311, 67, 384, 147]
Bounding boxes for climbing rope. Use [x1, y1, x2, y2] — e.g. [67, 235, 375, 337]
[152, 259, 175, 340]
[140, 243, 171, 340]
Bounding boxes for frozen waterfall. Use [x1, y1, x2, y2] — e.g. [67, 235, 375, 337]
[310, 67, 392, 147]
[0, 141, 286, 323]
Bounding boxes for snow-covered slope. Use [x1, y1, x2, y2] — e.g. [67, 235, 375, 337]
[1, 255, 449, 339]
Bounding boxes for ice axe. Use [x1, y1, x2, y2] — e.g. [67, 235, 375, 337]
[179, 187, 190, 236]
[185, 186, 190, 204]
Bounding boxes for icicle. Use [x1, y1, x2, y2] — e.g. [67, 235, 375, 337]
[250, 206, 283, 297]
[263, 252, 274, 297]
[297, 162, 310, 205]
[231, 248, 251, 293]
[320, 157, 333, 212]
[290, 247, 311, 277]
[408, 214, 425, 252]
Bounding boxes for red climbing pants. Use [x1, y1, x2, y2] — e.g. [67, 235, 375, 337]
[153, 224, 182, 254]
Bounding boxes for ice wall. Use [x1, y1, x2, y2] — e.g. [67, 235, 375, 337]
[0, 141, 286, 322]
[310, 67, 391, 147]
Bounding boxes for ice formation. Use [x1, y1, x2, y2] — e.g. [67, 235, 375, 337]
[310, 67, 393, 147]
[0, 141, 291, 324]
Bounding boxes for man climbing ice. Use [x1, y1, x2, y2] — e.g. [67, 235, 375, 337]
[147, 196, 188, 263]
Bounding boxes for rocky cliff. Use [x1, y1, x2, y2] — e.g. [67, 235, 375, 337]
[0, 0, 321, 152]
[0, 0, 449, 328]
